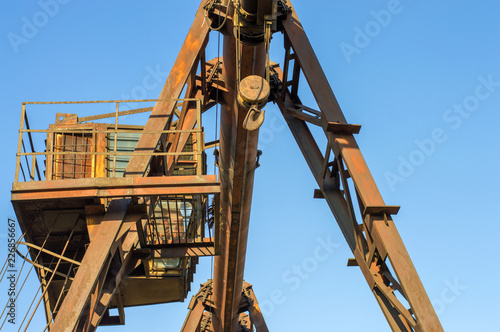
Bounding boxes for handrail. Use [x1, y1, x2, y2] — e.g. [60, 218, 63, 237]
[14, 98, 203, 183]
[15, 249, 75, 281]
[22, 98, 200, 105]
[17, 242, 82, 267]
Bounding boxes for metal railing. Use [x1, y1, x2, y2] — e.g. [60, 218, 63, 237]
[143, 193, 219, 248]
[14, 98, 203, 183]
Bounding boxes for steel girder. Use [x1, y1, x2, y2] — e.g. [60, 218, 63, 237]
[272, 2, 443, 330]
[115, 0, 266, 330]
[181, 281, 268, 332]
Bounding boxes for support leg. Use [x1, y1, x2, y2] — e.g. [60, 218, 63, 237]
[50, 199, 130, 332]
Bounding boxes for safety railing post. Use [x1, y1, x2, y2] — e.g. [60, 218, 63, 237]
[196, 99, 203, 176]
[112, 102, 120, 177]
[15, 103, 26, 183]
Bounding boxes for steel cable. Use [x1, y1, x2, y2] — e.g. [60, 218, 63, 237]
[20, 222, 78, 332]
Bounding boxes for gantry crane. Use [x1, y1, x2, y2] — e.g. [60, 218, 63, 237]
[6, 1, 443, 331]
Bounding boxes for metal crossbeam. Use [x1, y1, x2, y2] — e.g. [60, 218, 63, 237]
[11, 175, 220, 201]
[87, 224, 143, 331]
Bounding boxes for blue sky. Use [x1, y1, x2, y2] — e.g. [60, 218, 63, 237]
[1, 0, 499, 331]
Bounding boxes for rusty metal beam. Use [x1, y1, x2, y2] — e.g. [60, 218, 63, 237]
[329, 133, 384, 207]
[242, 282, 269, 332]
[212, 13, 267, 331]
[276, 11, 443, 327]
[165, 92, 202, 176]
[11, 175, 220, 201]
[369, 215, 442, 331]
[276, 91, 357, 251]
[181, 281, 214, 332]
[281, 1, 347, 128]
[181, 300, 205, 332]
[124, 1, 210, 177]
[326, 131, 441, 330]
[183, 280, 268, 332]
[164, 60, 222, 177]
[277, 91, 441, 331]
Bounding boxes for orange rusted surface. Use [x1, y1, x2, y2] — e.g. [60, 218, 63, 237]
[125, 2, 210, 177]
[12, 175, 220, 201]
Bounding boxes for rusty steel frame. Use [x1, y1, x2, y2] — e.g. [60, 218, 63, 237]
[87, 223, 144, 330]
[273, 1, 443, 331]
[13, 0, 444, 331]
[50, 199, 133, 331]
[240, 282, 269, 332]
[181, 281, 214, 332]
[11, 175, 220, 201]
[15, 98, 202, 184]
[47, 201, 146, 331]
[181, 281, 268, 332]
[211, 9, 266, 332]
[40, 2, 218, 330]
[124, 1, 210, 177]
[277, 90, 440, 331]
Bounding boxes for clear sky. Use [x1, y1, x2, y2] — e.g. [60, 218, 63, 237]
[1, 0, 499, 331]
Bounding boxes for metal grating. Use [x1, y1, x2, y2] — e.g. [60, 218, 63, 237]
[144, 194, 217, 248]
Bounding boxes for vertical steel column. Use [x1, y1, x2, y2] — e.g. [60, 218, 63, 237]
[213, 2, 267, 330]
